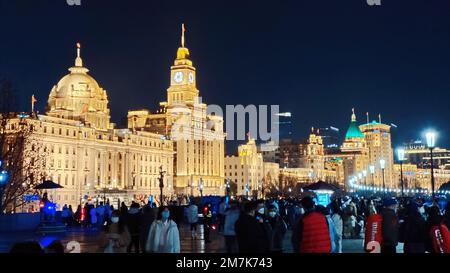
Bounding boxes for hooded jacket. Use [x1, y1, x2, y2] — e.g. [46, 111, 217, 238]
[145, 219, 180, 253]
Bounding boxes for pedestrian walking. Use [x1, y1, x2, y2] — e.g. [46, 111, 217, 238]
[202, 203, 213, 244]
[381, 198, 399, 253]
[145, 207, 181, 253]
[425, 205, 450, 253]
[125, 202, 142, 253]
[120, 202, 128, 216]
[364, 202, 383, 253]
[98, 210, 131, 253]
[267, 204, 287, 253]
[187, 201, 199, 239]
[292, 196, 331, 253]
[235, 201, 270, 253]
[218, 198, 227, 233]
[223, 201, 240, 253]
[330, 201, 343, 253]
[400, 201, 426, 253]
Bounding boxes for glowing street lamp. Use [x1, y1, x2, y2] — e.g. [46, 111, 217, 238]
[379, 159, 386, 189]
[362, 170, 367, 186]
[425, 131, 437, 199]
[397, 148, 406, 198]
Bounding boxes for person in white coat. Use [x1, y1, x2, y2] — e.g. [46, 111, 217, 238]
[187, 202, 199, 238]
[145, 207, 180, 253]
[330, 201, 344, 253]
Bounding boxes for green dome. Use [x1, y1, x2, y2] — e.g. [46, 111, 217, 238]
[345, 120, 364, 139]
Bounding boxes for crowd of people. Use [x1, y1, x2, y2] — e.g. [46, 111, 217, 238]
[10, 194, 450, 253]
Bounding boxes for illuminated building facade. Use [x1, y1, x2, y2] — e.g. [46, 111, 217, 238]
[127, 26, 225, 196]
[8, 44, 174, 210]
[225, 138, 264, 197]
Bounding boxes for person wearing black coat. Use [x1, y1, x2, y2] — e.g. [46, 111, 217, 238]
[140, 204, 156, 253]
[400, 202, 426, 253]
[235, 201, 270, 253]
[381, 198, 399, 253]
[267, 205, 287, 253]
[444, 202, 450, 230]
[125, 202, 142, 253]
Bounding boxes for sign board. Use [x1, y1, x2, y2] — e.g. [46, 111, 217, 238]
[316, 192, 330, 207]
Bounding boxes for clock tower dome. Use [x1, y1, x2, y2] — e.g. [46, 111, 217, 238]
[167, 23, 199, 106]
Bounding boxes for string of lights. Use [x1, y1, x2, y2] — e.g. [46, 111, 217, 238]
[348, 179, 450, 195]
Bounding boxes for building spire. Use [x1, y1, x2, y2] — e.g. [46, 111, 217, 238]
[181, 23, 186, 48]
[378, 113, 382, 124]
[351, 108, 356, 122]
[75, 42, 83, 67]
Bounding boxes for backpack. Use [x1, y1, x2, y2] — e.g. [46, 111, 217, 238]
[430, 223, 450, 253]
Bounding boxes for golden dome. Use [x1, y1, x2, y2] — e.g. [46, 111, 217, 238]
[53, 72, 105, 100]
[46, 43, 111, 130]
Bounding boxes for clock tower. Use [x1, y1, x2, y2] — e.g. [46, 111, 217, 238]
[167, 24, 199, 106]
[128, 24, 225, 196]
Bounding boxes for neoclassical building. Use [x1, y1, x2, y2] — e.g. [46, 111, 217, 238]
[7, 44, 174, 210]
[327, 109, 394, 189]
[127, 26, 225, 196]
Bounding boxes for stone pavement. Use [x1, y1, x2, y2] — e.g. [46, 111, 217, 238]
[0, 223, 403, 253]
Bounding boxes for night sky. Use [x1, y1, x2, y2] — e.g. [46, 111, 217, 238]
[1, 0, 450, 153]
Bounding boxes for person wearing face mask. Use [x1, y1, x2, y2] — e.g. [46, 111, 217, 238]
[98, 210, 131, 253]
[145, 207, 180, 253]
[255, 200, 266, 223]
[381, 198, 399, 253]
[235, 201, 270, 253]
[266, 205, 287, 253]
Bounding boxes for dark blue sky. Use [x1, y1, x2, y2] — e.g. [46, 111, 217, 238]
[1, 0, 450, 153]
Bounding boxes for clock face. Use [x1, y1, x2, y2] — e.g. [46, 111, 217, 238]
[173, 71, 183, 83]
[188, 72, 194, 83]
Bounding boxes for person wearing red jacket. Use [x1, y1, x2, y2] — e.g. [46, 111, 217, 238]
[292, 196, 332, 253]
[426, 205, 450, 253]
[364, 203, 383, 253]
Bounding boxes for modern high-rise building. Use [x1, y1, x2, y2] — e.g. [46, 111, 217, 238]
[127, 25, 225, 196]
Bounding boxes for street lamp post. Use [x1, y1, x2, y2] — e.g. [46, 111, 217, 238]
[397, 148, 406, 198]
[225, 179, 231, 197]
[362, 170, 367, 186]
[261, 178, 265, 199]
[426, 131, 437, 200]
[158, 166, 166, 206]
[199, 178, 204, 198]
[369, 165, 375, 187]
[380, 159, 386, 189]
[245, 182, 249, 199]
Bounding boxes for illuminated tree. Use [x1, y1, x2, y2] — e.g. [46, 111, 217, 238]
[0, 78, 47, 213]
